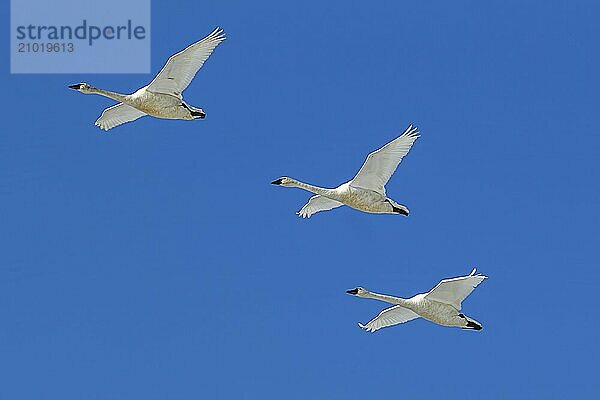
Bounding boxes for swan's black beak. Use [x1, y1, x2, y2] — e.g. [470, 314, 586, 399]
[271, 178, 283, 185]
[346, 288, 359, 295]
[68, 84, 80, 90]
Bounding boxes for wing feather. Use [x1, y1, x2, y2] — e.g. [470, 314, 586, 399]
[297, 195, 344, 218]
[350, 124, 420, 195]
[147, 27, 226, 96]
[95, 103, 146, 131]
[358, 305, 419, 333]
[425, 268, 488, 310]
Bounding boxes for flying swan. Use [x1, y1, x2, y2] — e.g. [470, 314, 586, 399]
[271, 124, 420, 218]
[68, 27, 226, 131]
[346, 268, 487, 332]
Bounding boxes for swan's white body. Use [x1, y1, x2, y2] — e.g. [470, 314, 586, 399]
[272, 124, 420, 218]
[69, 28, 226, 131]
[347, 268, 487, 332]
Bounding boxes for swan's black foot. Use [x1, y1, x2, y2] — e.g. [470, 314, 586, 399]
[392, 206, 409, 216]
[466, 320, 482, 330]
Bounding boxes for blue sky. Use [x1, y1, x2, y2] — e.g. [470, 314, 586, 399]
[1, 1, 599, 398]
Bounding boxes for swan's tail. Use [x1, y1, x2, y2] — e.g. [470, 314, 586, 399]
[461, 314, 483, 330]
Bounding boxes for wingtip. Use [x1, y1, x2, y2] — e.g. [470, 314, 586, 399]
[211, 27, 226, 40]
[470, 267, 489, 280]
[403, 123, 420, 138]
[94, 122, 109, 132]
[357, 322, 375, 332]
[296, 211, 311, 218]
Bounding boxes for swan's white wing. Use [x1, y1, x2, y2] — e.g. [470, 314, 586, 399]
[425, 268, 488, 310]
[350, 124, 420, 195]
[147, 27, 226, 96]
[358, 305, 419, 333]
[297, 195, 344, 218]
[95, 103, 146, 131]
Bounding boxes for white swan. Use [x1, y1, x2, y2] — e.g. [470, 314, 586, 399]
[346, 268, 487, 332]
[271, 124, 420, 218]
[68, 27, 226, 131]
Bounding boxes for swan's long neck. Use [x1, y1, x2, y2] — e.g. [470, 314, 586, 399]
[290, 179, 335, 197]
[88, 86, 129, 103]
[363, 291, 410, 306]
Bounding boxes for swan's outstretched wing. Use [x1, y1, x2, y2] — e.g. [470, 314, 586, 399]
[147, 27, 226, 96]
[297, 195, 344, 218]
[350, 124, 420, 195]
[95, 103, 146, 131]
[425, 268, 488, 310]
[358, 305, 419, 333]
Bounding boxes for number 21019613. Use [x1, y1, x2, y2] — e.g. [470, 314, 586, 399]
[17, 42, 74, 52]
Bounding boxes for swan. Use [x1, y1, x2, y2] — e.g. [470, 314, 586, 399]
[346, 268, 487, 332]
[68, 27, 226, 131]
[271, 124, 420, 218]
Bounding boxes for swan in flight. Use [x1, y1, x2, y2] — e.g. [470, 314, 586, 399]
[346, 268, 487, 332]
[68, 27, 226, 131]
[271, 124, 420, 218]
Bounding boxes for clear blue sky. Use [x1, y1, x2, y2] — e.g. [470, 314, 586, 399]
[1, 1, 599, 399]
